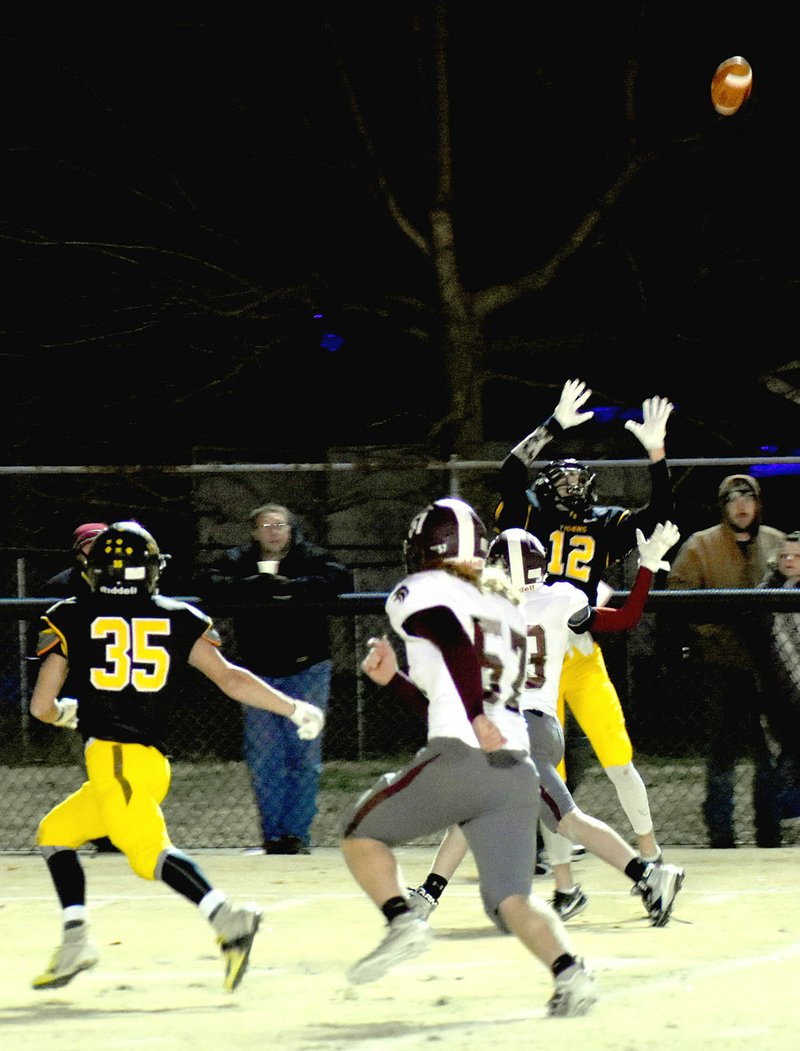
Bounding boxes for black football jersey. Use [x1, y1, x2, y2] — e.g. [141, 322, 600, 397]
[37, 592, 219, 752]
[494, 454, 673, 604]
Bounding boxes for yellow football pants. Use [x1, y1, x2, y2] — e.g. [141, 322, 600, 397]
[556, 640, 633, 780]
[37, 738, 173, 879]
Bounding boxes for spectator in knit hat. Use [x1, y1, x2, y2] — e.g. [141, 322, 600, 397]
[667, 475, 785, 847]
[40, 523, 109, 597]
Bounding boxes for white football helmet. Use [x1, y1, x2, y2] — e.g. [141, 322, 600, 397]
[487, 528, 547, 592]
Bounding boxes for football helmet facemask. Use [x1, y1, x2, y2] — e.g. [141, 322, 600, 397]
[403, 498, 488, 574]
[533, 458, 596, 516]
[84, 521, 168, 596]
[487, 528, 547, 592]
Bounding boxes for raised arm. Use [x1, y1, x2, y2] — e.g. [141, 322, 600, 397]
[496, 379, 594, 527]
[573, 522, 680, 634]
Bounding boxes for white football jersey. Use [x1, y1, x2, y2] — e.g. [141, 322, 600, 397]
[386, 569, 529, 752]
[519, 581, 588, 717]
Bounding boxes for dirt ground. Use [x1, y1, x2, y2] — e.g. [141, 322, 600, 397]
[2, 845, 799, 1051]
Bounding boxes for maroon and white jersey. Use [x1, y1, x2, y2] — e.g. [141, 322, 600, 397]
[519, 581, 587, 718]
[386, 569, 529, 752]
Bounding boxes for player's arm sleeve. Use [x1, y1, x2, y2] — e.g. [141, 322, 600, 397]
[495, 453, 536, 530]
[627, 458, 674, 535]
[605, 457, 675, 562]
[507, 417, 561, 468]
[403, 606, 485, 721]
[581, 566, 654, 633]
[380, 670, 429, 721]
[198, 618, 221, 648]
[36, 615, 67, 658]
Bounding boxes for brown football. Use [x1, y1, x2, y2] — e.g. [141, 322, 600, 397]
[711, 56, 753, 116]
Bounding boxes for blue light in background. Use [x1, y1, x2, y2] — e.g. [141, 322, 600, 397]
[595, 410, 800, 474]
[592, 405, 641, 424]
[751, 463, 800, 476]
[313, 311, 345, 352]
[751, 444, 800, 477]
[320, 332, 344, 352]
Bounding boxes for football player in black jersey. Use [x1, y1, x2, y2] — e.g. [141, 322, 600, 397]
[494, 380, 674, 865]
[29, 521, 324, 993]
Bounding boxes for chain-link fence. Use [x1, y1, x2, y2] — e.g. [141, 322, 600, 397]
[1, 454, 798, 851]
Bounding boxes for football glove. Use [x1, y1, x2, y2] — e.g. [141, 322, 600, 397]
[624, 395, 673, 452]
[288, 700, 325, 740]
[53, 697, 79, 730]
[552, 379, 594, 430]
[636, 521, 680, 573]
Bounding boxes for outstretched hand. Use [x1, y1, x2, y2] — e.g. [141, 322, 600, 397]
[636, 520, 680, 573]
[552, 379, 594, 430]
[288, 700, 325, 740]
[624, 395, 673, 454]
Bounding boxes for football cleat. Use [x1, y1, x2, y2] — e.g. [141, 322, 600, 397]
[347, 912, 433, 984]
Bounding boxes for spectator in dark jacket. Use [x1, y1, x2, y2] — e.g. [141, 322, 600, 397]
[197, 503, 353, 854]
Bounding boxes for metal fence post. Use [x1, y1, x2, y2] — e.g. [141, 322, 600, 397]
[16, 557, 29, 732]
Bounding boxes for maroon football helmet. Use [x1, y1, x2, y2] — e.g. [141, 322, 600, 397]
[403, 498, 488, 574]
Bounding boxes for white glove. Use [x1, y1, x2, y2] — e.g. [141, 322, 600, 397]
[636, 521, 680, 573]
[624, 395, 673, 452]
[288, 699, 325, 741]
[53, 697, 79, 730]
[552, 379, 594, 430]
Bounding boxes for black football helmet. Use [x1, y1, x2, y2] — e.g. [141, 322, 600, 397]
[403, 497, 488, 574]
[532, 458, 596, 516]
[487, 528, 547, 592]
[84, 521, 168, 596]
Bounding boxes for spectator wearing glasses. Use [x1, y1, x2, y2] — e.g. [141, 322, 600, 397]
[197, 504, 353, 854]
[667, 475, 785, 847]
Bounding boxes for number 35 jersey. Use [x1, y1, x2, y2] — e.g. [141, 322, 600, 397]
[386, 569, 529, 753]
[36, 593, 220, 752]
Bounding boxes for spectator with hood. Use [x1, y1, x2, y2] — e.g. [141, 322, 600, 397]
[667, 475, 785, 847]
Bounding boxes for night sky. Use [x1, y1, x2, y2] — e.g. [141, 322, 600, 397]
[2, 7, 798, 465]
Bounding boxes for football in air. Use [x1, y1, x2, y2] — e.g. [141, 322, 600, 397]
[710, 56, 753, 116]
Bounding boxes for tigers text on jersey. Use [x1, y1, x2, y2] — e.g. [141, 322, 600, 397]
[495, 455, 672, 604]
[386, 569, 529, 753]
[37, 592, 220, 753]
[519, 581, 587, 718]
[506, 501, 633, 604]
